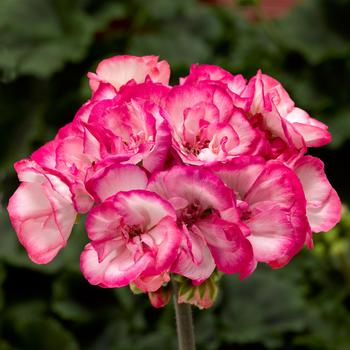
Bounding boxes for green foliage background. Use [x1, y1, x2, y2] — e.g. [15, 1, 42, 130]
[0, 0, 350, 349]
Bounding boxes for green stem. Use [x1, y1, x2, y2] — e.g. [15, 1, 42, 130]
[172, 280, 196, 350]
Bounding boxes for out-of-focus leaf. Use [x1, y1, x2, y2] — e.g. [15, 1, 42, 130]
[51, 273, 94, 323]
[0, 0, 90, 80]
[130, 0, 191, 21]
[128, 0, 223, 69]
[11, 313, 78, 350]
[228, 19, 282, 74]
[52, 300, 92, 323]
[5, 299, 45, 318]
[128, 27, 212, 68]
[218, 266, 308, 349]
[269, 0, 350, 64]
[113, 287, 135, 312]
[89, 319, 176, 350]
[195, 310, 220, 350]
[0, 340, 15, 350]
[0, 0, 126, 81]
[0, 82, 47, 170]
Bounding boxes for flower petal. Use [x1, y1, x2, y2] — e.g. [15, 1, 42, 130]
[8, 181, 76, 264]
[172, 226, 215, 283]
[86, 164, 148, 202]
[88, 55, 170, 92]
[134, 272, 170, 293]
[294, 156, 341, 232]
[165, 83, 233, 135]
[246, 204, 301, 264]
[285, 108, 331, 147]
[208, 156, 265, 200]
[148, 165, 236, 213]
[142, 216, 181, 274]
[117, 190, 176, 228]
[80, 241, 153, 287]
[197, 216, 255, 278]
[246, 161, 310, 266]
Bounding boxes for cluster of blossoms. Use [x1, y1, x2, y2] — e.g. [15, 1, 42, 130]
[8, 55, 341, 309]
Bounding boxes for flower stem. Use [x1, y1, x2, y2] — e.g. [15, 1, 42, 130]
[172, 279, 196, 350]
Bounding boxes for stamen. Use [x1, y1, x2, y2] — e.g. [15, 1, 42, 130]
[121, 224, 143, 239]
[183, 138, 210, 156]
[178, 200, 212, 227]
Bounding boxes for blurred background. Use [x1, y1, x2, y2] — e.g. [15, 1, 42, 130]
[0, 0, 350, 349]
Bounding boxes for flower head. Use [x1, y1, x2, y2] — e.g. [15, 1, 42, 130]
[81, 189, 181, 288]
[7, 55, 341, 309]
[148, 165, 255, 282]
[164, 82, 264, 164]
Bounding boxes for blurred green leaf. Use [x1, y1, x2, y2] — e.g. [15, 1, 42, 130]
[15, 318, 78, 350]
[269, 0, 350, 64]
[3, 301, 78, 349]
[0, 0, 126, 81]
[0, 340, 15, 350]
[51, 273, 94, 323]
[217, 267, 308, 348]
[0, 0, 90, 79]
[128, 27, 212, 68]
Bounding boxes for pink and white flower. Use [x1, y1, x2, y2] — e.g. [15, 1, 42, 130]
[7, 159, 77, 264]
[242, 71, 331, 157]
[180, 63, 250, 110]
[6, 55, 341, 309]
[80, 90, 172, 173]
[30, 122, 98, 213]
[81, 189, 181, 288]
[209, 156, 310, 267]
[148, 165, 255, 282]
[88, 55, 170, 92]
[291, 155, 341, 234]
[163, 82, 264, 165]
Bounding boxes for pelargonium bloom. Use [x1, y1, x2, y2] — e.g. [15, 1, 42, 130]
[242, 70, 332, 158]
[88, 55, 170, 92]
[30, 122, 98, 214]
[291, 155, 341, 234]
[7, 159, 77, 263]
[81, 164, 181, 290]
[83, 97, 171, 173]
[6, 55, 341, 310]
[163, 81, 265, 165]
[74, 80, 172, 174]
[7, 56, 172, 268]
[180, 63, 250, 110]
[7, 121, 105, 264]
[148, 165, 255, 282]
[81, 188, 181, 289]
[209, 156, 310, 267]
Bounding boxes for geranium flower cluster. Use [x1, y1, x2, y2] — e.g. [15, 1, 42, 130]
[8, 55, 341, 309]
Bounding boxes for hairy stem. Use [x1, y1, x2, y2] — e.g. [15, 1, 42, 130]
[172, 280, 196, 350]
